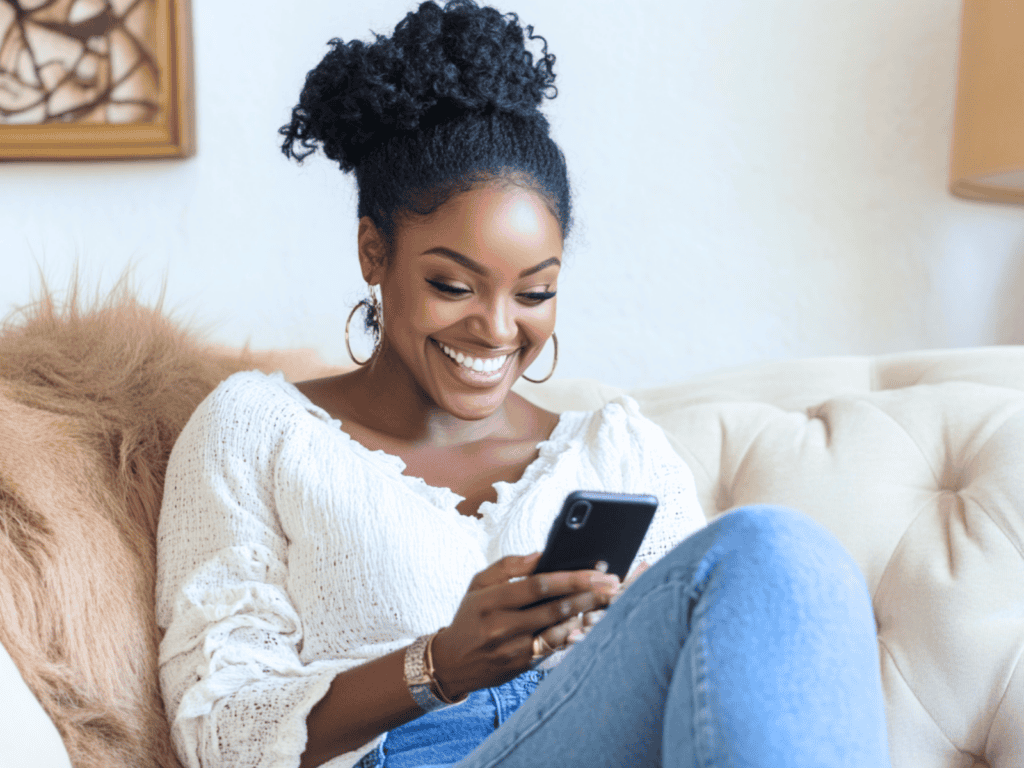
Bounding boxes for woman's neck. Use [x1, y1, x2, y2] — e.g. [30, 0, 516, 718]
[324, 354, 523, 449]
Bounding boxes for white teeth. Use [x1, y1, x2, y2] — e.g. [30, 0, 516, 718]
[439, 342, 508, 374]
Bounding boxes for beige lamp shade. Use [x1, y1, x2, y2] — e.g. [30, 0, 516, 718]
[950, 1, 1024, 204]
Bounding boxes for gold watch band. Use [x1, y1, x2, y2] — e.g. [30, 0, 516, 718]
[403, 633, 448, 712]
[403, 630, 468, 712]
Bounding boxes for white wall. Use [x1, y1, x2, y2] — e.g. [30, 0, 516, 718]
[2, 0, 1023, 390]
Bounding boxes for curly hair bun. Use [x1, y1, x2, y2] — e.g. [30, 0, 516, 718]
[281, 0, 558, 170]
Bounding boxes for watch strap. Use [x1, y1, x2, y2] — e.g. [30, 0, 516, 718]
[404, 634, 449, 712]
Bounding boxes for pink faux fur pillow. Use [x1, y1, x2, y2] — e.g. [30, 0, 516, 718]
[0, 284, 342, 768]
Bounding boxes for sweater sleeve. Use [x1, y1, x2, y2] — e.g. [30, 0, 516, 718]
[155, 373, 374, 768]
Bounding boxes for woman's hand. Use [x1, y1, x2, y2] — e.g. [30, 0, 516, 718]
[429, 553, 620, 699]
[564, 560, 650, 646]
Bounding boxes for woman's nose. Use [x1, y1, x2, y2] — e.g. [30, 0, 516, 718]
[471, 297, 517, 345]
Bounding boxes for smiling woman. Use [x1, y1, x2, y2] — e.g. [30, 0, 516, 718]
[153, 2, 892, 767]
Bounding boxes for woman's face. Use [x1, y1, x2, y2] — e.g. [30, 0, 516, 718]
[361, 180, 563, 421]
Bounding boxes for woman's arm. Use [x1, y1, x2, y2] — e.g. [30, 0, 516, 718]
[158, 374, 368, 768]
[300, 648, 419, 768]
[301, 555, 619, 768]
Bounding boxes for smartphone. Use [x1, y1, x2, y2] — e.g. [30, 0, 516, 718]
[531, 490, 658, 584]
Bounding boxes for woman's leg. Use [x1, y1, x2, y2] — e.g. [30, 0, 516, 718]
[455, 505, 891, 768]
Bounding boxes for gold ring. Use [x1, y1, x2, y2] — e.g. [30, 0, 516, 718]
[531, 634, 555, 661]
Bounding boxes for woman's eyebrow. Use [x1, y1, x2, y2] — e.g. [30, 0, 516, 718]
[422, 246, 560, 278]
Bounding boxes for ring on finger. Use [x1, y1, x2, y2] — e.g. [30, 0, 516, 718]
[531, 633, 556, 661]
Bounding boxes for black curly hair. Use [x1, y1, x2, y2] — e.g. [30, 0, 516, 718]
[279, 0, 572, 260]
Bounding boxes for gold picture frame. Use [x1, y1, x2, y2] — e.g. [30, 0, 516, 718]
[0, 0, 194, 160]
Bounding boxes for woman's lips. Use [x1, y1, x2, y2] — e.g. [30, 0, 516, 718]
[432, 339, 517, 385]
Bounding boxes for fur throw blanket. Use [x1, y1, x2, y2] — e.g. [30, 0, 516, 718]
[0, 284, 341, 767]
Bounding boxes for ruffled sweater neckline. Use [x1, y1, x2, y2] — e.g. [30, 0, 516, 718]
[272, 372, 582, 525]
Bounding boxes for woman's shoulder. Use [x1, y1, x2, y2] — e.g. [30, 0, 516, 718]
[194, 369, 334, 423]
[548, 394, 678, 468]
[569, 394, 661, 441]
[174, 370, 335, 456]
[202, 368, 294, 409]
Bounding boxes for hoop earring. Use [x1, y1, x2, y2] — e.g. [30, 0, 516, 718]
[522, 333, 558, 384]
[345, 300, 375, 366]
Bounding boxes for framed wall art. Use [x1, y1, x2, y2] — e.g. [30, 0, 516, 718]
[0, 0, 194, 160]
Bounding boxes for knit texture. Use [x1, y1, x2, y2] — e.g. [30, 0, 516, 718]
[156, 370, 705, 768]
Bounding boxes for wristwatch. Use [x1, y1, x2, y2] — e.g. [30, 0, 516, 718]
[403, 633, 451, 712]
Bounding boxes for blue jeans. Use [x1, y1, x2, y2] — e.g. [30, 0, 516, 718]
[369, 505, 891, 767]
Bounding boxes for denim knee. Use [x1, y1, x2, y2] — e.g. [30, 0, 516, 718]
[704, 504, 867, 591]
[649, 504, 863, 590]
[627, 504, 871, 630]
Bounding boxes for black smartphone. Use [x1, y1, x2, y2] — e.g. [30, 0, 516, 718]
[532, 490, 659, 582]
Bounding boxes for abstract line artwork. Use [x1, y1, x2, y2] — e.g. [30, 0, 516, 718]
[1, 0, 160, 125]
[0, 0, 192, 159]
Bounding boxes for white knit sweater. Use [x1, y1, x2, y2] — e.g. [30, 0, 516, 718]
[156, 371, 705, 768]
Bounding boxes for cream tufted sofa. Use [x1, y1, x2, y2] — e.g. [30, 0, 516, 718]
[3, 342, 1022, 768]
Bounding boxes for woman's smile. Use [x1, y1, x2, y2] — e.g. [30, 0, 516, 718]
[431, 338, 519, 387]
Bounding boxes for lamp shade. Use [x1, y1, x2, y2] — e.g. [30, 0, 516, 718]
[950, 1, 1024, 204]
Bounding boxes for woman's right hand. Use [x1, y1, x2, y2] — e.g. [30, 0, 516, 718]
[429, 553, 620, 699]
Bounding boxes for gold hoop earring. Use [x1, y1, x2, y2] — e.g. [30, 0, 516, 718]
[345, 301, 373, 366]
[522, 333, 558, 384]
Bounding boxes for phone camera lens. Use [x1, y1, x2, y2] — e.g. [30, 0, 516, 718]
[566, 500, 592, 530]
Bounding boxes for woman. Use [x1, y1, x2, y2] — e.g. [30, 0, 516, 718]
[155, 2, 891, 766]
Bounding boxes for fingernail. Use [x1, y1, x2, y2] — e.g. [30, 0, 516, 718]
[568, 629, 584, 642]
[594, 560, 609, 573]
[591, 574, 620, 590]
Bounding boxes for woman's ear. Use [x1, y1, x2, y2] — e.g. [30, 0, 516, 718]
[357, 217, 388, 284]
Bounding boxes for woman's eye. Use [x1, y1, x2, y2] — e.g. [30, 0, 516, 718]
[426, 279, 554, 303]
[426, 279, 470, 295]
[519, 290, 557, 303]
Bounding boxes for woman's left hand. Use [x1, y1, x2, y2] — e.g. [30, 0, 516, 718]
[563, 560, 650, 646]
